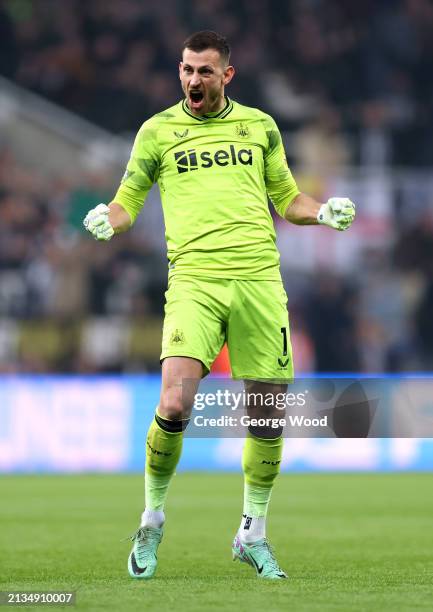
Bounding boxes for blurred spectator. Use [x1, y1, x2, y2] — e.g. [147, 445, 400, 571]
[293, 106, 351, 172]
[415, 275, 433, 368]
[305, 273, 361, 372]
[0, 0, 19, 78]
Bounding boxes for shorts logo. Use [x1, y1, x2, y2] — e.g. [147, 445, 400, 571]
[170, 329, 185, 345]
[174, 145, 253, 174]
[261, 459, 281, 466]
[278, 357, 290, 368]
[236, 122, 250, 138]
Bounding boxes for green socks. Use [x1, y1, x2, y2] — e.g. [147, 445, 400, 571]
[141, 413, 185, 526]
[239, 433, 283, 541]
[141, 417, 284, 540]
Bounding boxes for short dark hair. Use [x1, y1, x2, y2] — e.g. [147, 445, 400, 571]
[182, 30, 230, 64]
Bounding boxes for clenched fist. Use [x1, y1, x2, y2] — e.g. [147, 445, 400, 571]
[317, 197, 356, 231]
[83, 203, 114, 241]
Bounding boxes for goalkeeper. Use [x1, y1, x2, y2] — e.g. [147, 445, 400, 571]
[84, 31, 355, 580]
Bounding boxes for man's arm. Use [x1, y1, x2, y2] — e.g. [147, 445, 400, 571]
[262, 114, 355, 231]
[83, 202, 132, 241]
[108, 202, 132, 234]
[284, 193, 320, 225]
[285, 193, 356, 231]
[83, 117, 160, 241]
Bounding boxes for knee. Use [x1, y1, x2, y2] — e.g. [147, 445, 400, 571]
[159, 387, 189, 420]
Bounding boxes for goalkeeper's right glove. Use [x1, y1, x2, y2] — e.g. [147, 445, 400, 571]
[83, 203, 114, 241]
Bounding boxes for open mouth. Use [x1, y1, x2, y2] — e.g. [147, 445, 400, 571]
[189, 90, 204, 110]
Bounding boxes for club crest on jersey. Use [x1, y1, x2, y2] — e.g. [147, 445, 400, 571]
[170, 329, 185, 345]
[174, 129, 189, 139]
[235, 123, 250, 138]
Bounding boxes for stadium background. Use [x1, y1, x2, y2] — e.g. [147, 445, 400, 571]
[1, 0, 433, 473]
[1, 3, 433, 609]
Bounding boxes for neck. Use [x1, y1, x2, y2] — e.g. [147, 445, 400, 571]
[208, 93, 226, 114]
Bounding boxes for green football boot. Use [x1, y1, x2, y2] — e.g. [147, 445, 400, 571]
[127, 526, 163, 579]
[232, 533, 287, 579]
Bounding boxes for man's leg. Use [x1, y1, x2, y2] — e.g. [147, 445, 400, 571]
[128, 356, 202, 579]
[227, 279, 292, 578]
[232, 381, 288, 579]
[143, 357, 202, 526]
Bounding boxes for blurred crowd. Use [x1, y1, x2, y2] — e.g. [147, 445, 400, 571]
[0, 146, 168, 372]
[1, 0, 433, 374]
[2, 0, 433, 165]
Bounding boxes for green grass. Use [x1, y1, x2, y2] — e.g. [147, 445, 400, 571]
[1, 474, 433, 611]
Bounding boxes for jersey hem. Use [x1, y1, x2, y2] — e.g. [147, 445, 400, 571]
[232, 374, 294, 383]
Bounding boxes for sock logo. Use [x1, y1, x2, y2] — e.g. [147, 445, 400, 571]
[261, 459, 281, 466]
[243, 515, 253, 530]
[146, 441, 172, 457]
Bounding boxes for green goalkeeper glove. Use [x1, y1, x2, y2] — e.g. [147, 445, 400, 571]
[317, 197, 356, 231]
[83, 203, 114, 241]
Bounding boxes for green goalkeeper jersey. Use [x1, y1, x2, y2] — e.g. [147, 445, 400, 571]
[114, 97, 300, 280]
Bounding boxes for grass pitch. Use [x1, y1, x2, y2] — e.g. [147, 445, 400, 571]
[1, 473, 432, 611]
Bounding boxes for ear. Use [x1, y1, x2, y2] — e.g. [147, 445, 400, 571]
[179, 61, 183, 80]
[223, 65, 235, 86]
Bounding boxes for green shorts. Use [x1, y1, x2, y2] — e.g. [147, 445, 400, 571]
[160, 275, 293, 382]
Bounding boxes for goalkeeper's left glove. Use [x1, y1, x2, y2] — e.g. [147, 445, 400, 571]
[83, 203, 114, 241]
[317, 197, 356, 231]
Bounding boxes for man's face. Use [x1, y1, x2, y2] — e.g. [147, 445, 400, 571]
[179, 48, 234, 116]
